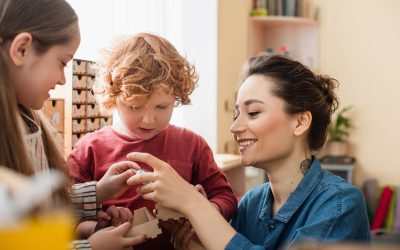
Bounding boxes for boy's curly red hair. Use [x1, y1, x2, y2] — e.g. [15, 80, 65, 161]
[95, 33, 198, 113]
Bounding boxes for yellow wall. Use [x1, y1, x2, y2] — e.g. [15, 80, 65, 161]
[217, 0, 400, 186]
[217, 0, 252, 153]
[316, 0, 400, 186]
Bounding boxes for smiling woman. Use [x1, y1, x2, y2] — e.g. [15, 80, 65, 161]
[126, 55, 371, 250]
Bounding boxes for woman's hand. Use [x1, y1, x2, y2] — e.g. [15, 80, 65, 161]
[126, 152, 206, 214]
[96, 161, 141, 204]
[88, 222, 146, 250]
[95, 205, 133, 232]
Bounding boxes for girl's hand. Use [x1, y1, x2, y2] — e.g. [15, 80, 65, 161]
[126, 153, 206, 214]
[95, 205, 133, 232]
[96, 161, 141, 204]
[88, 222, 146, 250]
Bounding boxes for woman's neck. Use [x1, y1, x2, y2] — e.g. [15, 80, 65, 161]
[263, 150, 312, 216]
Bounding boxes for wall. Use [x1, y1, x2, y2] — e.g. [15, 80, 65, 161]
[316, 0, 400, 186]
[180, 0, 218, 151]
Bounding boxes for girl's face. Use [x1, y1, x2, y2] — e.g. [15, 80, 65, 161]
[12, 26, 80, 110]
[116, 88, 175, 140]
[231, 74, 298, 167]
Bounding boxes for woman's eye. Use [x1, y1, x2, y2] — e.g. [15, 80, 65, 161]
[130, 106, 139, 111]
[248, 111, 259, 117]
[156, 105, 168, 110]
[233, 111, 239, 121]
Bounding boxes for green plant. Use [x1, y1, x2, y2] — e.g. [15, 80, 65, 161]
[328, 106, 352, 141]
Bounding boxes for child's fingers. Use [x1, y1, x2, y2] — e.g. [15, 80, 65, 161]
[122, 234, 147, 247]
[118, 207, 129, 224]
[113, 222, 131, 235]
[110, 161, 141, 174]
[106, 205, 120, 226]
[125, 207, 133, 224]
[97, 210, 112, 221]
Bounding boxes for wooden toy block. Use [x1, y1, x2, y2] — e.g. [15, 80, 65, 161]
[127, 207, 162, 239]
[155, 204, 186, 221]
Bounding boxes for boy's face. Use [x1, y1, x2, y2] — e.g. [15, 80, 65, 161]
[116, 88, 175, 140]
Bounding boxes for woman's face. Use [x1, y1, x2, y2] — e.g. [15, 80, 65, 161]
[230, 74, 298, 167]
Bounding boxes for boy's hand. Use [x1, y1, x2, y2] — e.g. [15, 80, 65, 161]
[95, 205, 133, 232]
[88, 222, 146, 250]
[96, 161, 141, 204]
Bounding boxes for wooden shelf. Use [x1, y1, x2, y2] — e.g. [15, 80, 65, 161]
[250, 16, 318, 26]
[248, 15, 319, 69]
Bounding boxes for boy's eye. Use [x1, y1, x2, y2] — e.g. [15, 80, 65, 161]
[129, 106, 140, 111]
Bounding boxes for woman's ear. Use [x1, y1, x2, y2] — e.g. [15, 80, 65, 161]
[293, 111, 312, 136]
[8, 32, 33, 66]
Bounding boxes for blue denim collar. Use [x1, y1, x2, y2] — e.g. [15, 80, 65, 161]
[259, 156, 324, 223]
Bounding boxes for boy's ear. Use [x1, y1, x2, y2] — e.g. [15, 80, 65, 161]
[9, 32, 34, 66]
[292, 111, 312, 136]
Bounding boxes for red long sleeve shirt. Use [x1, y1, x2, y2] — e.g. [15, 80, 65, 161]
[68, 125, 237, 249]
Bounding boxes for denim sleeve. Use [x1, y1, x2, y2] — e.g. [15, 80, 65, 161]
[225, 233, 265, 250]
[287, 185, 370, 246]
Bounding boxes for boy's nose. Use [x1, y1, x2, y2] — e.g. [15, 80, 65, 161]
[142, 113, 155, 124]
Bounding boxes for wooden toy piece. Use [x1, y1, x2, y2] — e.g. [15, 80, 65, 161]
[155, 204, 186, 221]
[127, 207, 162, 239]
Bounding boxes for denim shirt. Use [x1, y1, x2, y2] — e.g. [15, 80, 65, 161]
[226, 157, 370, 250]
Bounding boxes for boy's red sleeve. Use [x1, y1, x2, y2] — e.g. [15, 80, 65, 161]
[193, 138, 238, 221]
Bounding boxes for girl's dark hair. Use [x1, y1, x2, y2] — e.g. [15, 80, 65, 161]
[242, 55, 339, 151]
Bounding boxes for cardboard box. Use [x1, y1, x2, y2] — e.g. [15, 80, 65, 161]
[72, 75, 87, 89]
[72, 104, 86, 118]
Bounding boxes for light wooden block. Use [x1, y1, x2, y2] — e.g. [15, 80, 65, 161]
[155, 204, 186, 221]
[73, 60, 87, 75]
[127, 207, 162, 239]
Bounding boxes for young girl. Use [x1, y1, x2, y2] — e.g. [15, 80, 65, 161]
[0, 0, 145, 249]
[127, 55, 371, 249]
[68, 33, 238, 249]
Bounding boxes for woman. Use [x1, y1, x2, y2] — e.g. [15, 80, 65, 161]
[126, 55, 371, 250]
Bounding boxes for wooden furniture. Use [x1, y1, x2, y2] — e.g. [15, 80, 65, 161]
[46, 59, 112, 157]
[321, 163, 354, 184]
[248, 16, 319, 70]
[214, 154, 245, 197]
